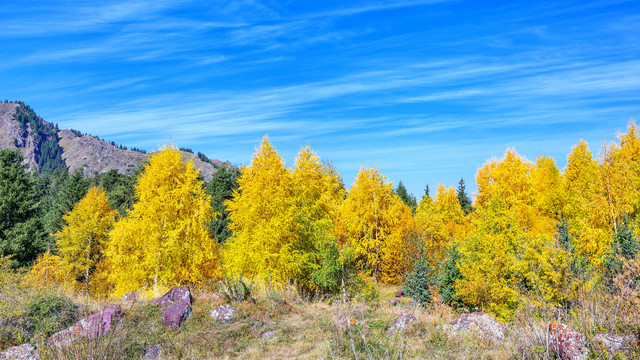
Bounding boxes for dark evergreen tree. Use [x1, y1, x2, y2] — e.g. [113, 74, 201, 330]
[402, 244, 435, 306]
[97, 169, 137, 215]
[394, 180, 417, 211]
[0, 149, 47, 266]
[436, 244, 465, 308]
[205, 166, 241, 243]
[456, 178, 473, 214]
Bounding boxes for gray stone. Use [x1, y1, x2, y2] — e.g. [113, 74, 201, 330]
[162, 302, 193, 330]
[0, 343, 39, 360]
[120, 292, 138, 301]
[387, 313, 417, 335]
[210, 304, 235, 323]
[548, 323, 588, 360]
[592, 332, 636, 356]
[154, 287, 192, 307]
[262, 331, 275, 340]
[47, 304, 123, 348]
[446, 312, 506, 342]
[142, 344, 163, 360]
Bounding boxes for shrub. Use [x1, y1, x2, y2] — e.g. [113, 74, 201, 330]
[25, 292, 77, 341]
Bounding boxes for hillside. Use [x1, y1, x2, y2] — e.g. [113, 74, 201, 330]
[0, 101, 230, 180]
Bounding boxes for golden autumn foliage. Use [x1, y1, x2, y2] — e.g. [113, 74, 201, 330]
[54, 187, 116, 297]
[340, 167, 414, 283]
[224, 137, 300, 285]
[456, 150, 569, 318]
[291, 146, 345, 288]
[22, 121, 640, 324]
[414, 183, 466, 263]
[106, 146, 219, 297]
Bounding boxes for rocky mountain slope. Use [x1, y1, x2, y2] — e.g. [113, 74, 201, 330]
[0, 102, 230, 180]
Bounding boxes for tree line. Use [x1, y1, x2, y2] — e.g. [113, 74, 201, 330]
[2, 124, 640, 320]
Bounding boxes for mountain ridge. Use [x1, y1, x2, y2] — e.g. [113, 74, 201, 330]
[0, 101, 231, 180]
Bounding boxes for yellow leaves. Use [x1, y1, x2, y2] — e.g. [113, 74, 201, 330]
[224, 137, 299, 285]
[106, 146, 219, 297]
[340, 166, 414, 283]
[55, 187, 116, 279]
[414, 183, 466, 264]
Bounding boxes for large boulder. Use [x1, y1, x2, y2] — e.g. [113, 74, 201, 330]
[387, 313, 417, 335]
[154, 287, 192, 307]
[210, 304, 235, 323]
[445, 312, 506, 342]
[47, 304, 123, 348]
[0, 343, 39, 360]
[163, 302, 193, 330]
[592, 332, 637, 356]
[548, 323, 588, 360]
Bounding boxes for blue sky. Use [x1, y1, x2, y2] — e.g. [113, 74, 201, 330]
[2, 0, 640, 198]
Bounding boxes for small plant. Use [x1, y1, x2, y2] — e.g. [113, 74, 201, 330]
[219, 271, 253, 302]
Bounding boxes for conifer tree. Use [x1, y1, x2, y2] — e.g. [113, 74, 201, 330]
[456, 178, 473, 214]
[224, 137, 299, 285]
[291, 146, 345, 289]
[395, 180, 417, 212]
[205, 166, 241, 243]
[340, 166, 414, 283]
[55, 187, 116, 297]
[106, 146, 219, 296]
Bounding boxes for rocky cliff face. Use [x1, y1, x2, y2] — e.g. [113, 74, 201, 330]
[0, 102, 230, 180]
[0, 102, 38, 169]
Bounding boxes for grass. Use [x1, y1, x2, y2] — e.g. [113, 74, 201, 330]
[2, 270, 639, 359]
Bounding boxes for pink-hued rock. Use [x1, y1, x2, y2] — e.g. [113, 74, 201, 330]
[154, 287, 192, 307]
[447, 312, 506, 342]
[47, 305, 123, 348]
[395, 289, 404, 297]
[0, 343, 39, 360]
[387, 313, 416, 335]
[548, 323, 589, 360]
[162, 302, 193, 330]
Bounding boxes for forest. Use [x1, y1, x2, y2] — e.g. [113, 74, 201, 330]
[2, 122, 639, 319]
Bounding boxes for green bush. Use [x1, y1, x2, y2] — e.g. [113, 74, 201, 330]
[25, 292, 77, 341]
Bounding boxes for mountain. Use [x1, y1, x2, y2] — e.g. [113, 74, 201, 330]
[0, 101, 231, 180]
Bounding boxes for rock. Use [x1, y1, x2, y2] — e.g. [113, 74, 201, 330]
[120, 292, 137, 301]
[395, 289, 404, 297]
[446, 312, 506, 342]
[592, 332, 636, 356]
[162, 302, 193, 330]
[388, 298, 398, 306]
[262, 331, 275, 340]
[548, 323, 589, 360]
[387, 313, 417, 335]
[47, 304, 123, 348]
[142, 344, 163, 360]
[210, 304, 234, 323]
[154, 287, 192, 307]
[0, 343, 40, 360]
